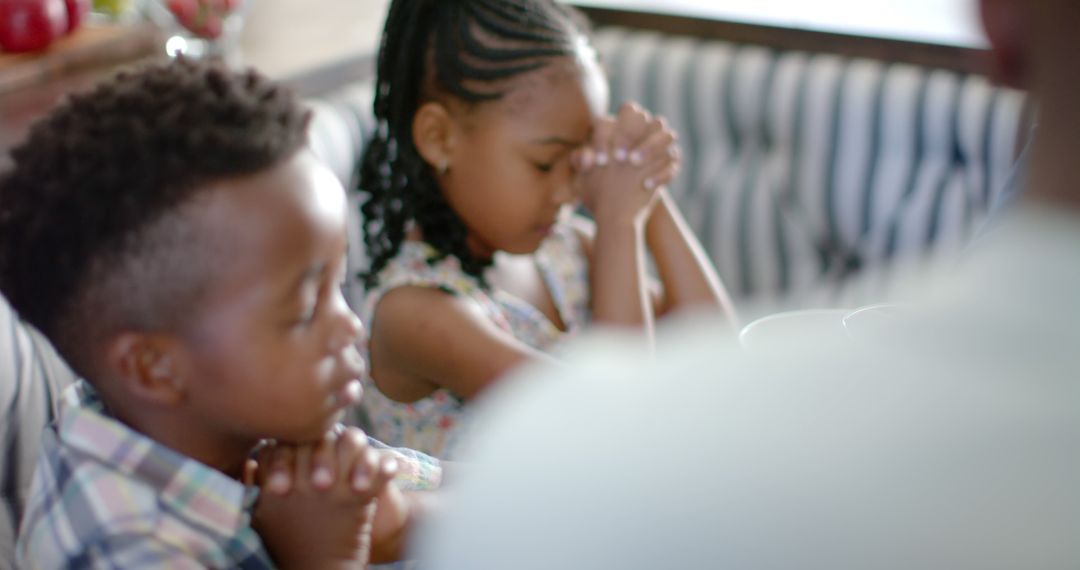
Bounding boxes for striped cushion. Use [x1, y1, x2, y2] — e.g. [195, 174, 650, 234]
[592, 27, 1028, 305]
[306, 81, 376, 190]
[303, 29, 1030, 306]
[304, 81, 377, 312]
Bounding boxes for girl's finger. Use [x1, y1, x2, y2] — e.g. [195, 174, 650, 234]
[611, 102, 651, 162]
[591, 116, 617, 166]
[571, 147, 595, 173]
[642, 147, 682, 178]
[642, 161, 681, 192]
[636, 128, 680, 175]
[629, 124, 677, 166]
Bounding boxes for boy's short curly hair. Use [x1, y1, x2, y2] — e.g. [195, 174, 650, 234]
[0, 58, 310, 376]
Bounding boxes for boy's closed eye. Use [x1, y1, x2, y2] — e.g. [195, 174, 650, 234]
[279, 262, 324, 328]
[290, 284, 319, 328]
[289, 256, 350, 328]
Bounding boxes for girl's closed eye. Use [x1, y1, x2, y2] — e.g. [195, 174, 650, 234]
[532, 152, 573, 175]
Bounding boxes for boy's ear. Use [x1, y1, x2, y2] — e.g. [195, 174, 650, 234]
[979, 0, 1030, 88]
[412, 102, 457, 174]
[104, 332, 188, 406]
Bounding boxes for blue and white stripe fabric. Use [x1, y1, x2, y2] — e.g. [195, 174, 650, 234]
[305, 83, 378, 313]
[592, 27, 1029, 306]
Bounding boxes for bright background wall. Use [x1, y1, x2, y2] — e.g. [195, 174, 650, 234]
[571, 0, 985, 47]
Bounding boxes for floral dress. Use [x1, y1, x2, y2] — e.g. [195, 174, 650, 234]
[357, 220, 591, 459]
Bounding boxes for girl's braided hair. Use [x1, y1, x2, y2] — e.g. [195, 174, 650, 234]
[357, 0, 589, 288]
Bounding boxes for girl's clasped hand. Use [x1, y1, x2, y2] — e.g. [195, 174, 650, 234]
[575, 102, 682, 227]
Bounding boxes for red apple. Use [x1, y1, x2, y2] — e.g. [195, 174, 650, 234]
[62, 0, 90, 34]
[199, 13, 222, 39]
[166, 0, 241, 40]
[166, 0, 196, 25]
[0, 0, 68, 52]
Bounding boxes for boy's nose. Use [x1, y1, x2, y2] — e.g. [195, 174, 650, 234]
[327, 293, 364, 353]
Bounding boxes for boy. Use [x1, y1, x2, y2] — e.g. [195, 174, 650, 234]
[0, 59, 437, 568]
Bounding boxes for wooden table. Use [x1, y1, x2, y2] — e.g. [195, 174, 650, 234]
[0, 0, 389, 158]
[238, 0, 387, 94]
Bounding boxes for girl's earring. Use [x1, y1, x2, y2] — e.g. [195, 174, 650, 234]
[438, 161, 450, 176]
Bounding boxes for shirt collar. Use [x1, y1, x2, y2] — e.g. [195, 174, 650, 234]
[57, 381, 257, 538]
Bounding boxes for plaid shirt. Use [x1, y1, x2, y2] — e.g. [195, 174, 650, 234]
[17, 381, 442, 569]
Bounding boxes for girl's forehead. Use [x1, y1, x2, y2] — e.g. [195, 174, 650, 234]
[496, 56, 609, 119]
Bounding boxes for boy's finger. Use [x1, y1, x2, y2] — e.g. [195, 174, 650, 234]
[251, 445, 274, 486]
[334, 427, 370, 489]
[265, 445, 295, 495]
[292, 444, 314, 494]
[335, 426, 369, 458]
[356, 451, 400, 500]
[366, 455, 400, 510]
[310, 430, 338, 490]
[350, 447, 382, 496]
[374, 453, 400, 489]
[242, 458, 259, 487]
[291, 444, 315, 494]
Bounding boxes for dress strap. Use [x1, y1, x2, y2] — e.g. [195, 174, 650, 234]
[361, 241, 511, 333]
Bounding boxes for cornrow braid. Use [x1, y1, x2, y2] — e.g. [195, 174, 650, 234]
[357, 0, 589, 289]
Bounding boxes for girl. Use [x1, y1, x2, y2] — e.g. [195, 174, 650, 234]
[355, 0, 736, 458]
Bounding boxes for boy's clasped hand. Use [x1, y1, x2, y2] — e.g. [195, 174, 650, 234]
[248, 427, 404, 569]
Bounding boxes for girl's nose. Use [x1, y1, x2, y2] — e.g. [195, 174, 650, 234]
[551, 171, 578, 206]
